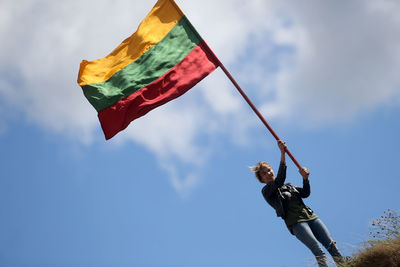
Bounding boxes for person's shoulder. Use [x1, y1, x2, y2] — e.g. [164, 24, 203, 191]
[261, 184, 268, 194]
[261, 184, 268, 191]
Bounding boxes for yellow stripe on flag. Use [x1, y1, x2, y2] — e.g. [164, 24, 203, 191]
[78, 0, 183, 86]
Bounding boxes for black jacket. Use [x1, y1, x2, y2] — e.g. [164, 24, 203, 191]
[262, 162, 311, 219]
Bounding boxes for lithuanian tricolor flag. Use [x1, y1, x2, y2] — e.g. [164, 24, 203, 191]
[78, 0, 219, 140]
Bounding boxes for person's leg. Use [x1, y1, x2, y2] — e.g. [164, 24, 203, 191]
[292, 221, 329, 267]
[308, 218, 344, 265]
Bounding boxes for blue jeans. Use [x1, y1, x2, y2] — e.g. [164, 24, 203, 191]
[292, 218, 343, 267]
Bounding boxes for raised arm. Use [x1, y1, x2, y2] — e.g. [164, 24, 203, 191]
[275, 140, 287, 187]
[278, 140, 286, 164]
[297, 167, 311, 198]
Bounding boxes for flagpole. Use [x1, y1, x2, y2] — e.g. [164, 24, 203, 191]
[202, 41, 303, 170]
[169, 0, 302, 169]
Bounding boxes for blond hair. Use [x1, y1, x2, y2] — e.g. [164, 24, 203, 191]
[249, 161, 271, 182]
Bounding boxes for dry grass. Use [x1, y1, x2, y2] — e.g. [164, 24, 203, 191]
[340, 209, 400, 267]
[342, 236, 400, 267]
[341, 208, 400, 267]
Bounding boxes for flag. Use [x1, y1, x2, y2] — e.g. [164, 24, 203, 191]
[77, 0, 219, 140]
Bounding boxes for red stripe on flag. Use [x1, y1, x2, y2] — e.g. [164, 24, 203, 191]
[98, 41, 219, 140]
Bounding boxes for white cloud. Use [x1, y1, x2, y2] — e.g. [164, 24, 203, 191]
[118, 99, 209, 164]
[1, 0, 400, 194]
[270, 0, 400, 125]
[161, 162, 201, 198]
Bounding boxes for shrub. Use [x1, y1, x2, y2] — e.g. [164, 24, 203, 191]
[369, 209, 400, 242]
[342, 209, 400, 267]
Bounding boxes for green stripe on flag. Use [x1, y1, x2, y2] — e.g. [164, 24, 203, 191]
[82, 16, 202, 112]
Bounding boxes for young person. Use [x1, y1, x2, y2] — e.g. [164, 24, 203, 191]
[251, 140, 344, 267]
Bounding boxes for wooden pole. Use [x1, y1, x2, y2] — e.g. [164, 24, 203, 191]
[168, 0, 302, 169]
[202, 41, 303, 170]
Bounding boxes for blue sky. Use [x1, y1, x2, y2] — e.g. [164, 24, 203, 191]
[1, 0, 400, 266]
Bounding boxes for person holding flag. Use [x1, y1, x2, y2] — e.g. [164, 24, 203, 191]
[251, 140, 344, 267]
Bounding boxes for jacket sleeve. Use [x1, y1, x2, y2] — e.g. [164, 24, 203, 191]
[296, 179, 310, 198]
[275, 161, 287, 187]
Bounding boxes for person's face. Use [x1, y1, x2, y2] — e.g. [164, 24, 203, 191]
[259, 164, 275, 183]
